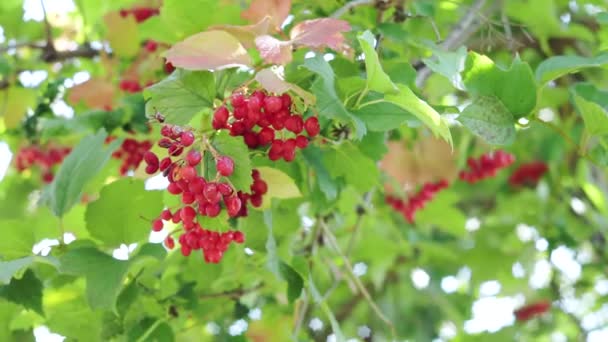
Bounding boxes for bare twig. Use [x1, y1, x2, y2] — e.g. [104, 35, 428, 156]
[331, 0, 374, 18]
[415, 0, 491, 88]
[319, 219, 397, 339]
[198, 283, 263, 300]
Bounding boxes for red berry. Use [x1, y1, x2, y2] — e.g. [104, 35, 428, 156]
[186, 150, 202, 166]
[251, 179, 268, 195]
[304, 117, 320, 137]
[158, 138, 172, 148]
[231, 93, 246, 108]
[181, 131, 195, 147]
[203, 183, 221, 203]
[159, 157, 172, 171]
[144, 40, 158, 52]
[145, 164, 159, 174]
[230, 121, 246, 136]
[180, 166, 197, 182]
[161, 209, 172, 221]
[143, 151, 159, 165]
[152, 219, 164, 232]
[295, 135, 309, 149]
[164, 236, 175, 249]
[233, 231, 245, 243]
[189, 177, 206, 193]
[285, 115, 304, 134]
[182, 191, 195, 204]
[264, 96, 283, 113]
[243, 131, 259, 148]
[248, 96, 262, 112]
[168, 182, 183, 195]
[217, 182, 233, 197]
[180, 206, 197, 223]
[225, 196, 242, 217]
[205, 203, 221, 217]
[280, 93, 292, 109]
[216, 156, 234, 177]
[250, 193, 263, 207]
[213, 106, 229, 129]
[258, 127, 275, 145]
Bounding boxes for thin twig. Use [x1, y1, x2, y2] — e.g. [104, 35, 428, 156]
[198, 283, 263, 300]
[319, 219, 397, 339]
[39, 0, 54, 49]
[415, 0, 491, 88]
[331, 0, 374, 18]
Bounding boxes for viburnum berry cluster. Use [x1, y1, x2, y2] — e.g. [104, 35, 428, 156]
[119, 79, 142, 93]
[459, 150, 515, 183]
[144, 122, 267, 263]
[15, 145, 71, 183]
[386, 180, 449, 223]
[119, 7, 159, 23]
[514, 300, 551, 321]
[106, 137, 153, 175]
[213, 91, 320, 162]
[508, 161, 548, 187]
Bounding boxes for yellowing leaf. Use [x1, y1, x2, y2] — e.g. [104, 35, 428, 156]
[254, 68, 316, 105]
[241, 0, 291, 31]
[0, 87, 37, 129]
[103, 12, 139, 58]
[257, 166, 302, 209]
[68, 79, 115, 110]
[164, 30, 252, 70]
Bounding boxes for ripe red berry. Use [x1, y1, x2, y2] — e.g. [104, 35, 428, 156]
[186, 150, 202, 166]
[263, 96, 283, 113]
[225, 196, 242, 217]
[205, 203, 221, 217]
[180, 206, 197, 223]
[281, 93, 292, 109]
[295, 135, 309, 149]
[203, 183, 221, 203]
[144, 40, 158, 52]
[181, 131, 195, 147]
[258, 127, 275, 145]
[159, 157, 172, 171]
[304, 117, 320, 137]
[231, 93, 246, 108]
[161, 209, 172, 221]
[217, 182, 233, 197]
[143, 151, 159, 165]
[164, 236, 175, 249]
[152, 219, 164, 232]
[145, 164, 159, 174]
[233, 231, 245, 243]
[180, 166, 197, 182]
[251, 179, 268, 195]
[213, 106, 229, 129]
[216, 156, 234, 177]
[167, 182, 183, 195]
[285, 115, 304, 134]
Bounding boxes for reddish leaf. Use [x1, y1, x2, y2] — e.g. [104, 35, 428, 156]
[241, 0, 291, 31]
[68, 79, 115, 110]
[255, 35, 293, 65]
[211, 16, 272, 49]
[164, 30, 252, 70]
[290, 18, 351, 53]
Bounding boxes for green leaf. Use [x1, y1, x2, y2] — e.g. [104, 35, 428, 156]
[535, 53, 608, 85]
[352, 100, 415, 131]
[462, 53, 537, 118]
[85, 179, 164, 247]
[385, 84, 452, 145]
[571, 94, 608, 136]
[323, 143, 379, 192]
[256, 167, 302, 209]
[60, 244, 164, 311]
[571, 83, 608, 109]
[0, 210, 59, 259]
[415, 191, 466, 237]
[301, 55, 367, 139]
[279, 261, 303, 303]
[211, 132, 253, 192]
[0, 87, 37, 129]
[144, 69, 215, 125]
[0, 257, 34, 285]
[45, 129, 121, 217]
[264, 210, 279, 276]
[422, 45, 467, 89]
[358, 131, 388, 161]
[458, 95, 516, 145]
[301, 147, 337, 200]
[0, 269, 43, 315]
[357, 30, 397, 94]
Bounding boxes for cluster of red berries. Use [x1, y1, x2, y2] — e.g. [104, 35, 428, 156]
[14, 145, 71, 183]
[385, 180, 449, 223]
[213, 91, 320, 162]
[119, 7, 159, 23]
[508, 161, 548, 187]
[514, 300, 551, 321]
[459, 150, 515, 183]
[107, 137, 153, 175]
[145, 123, 263, 263]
